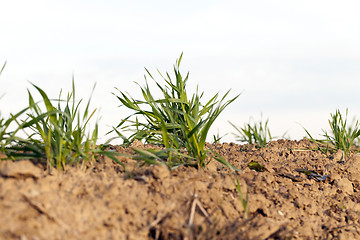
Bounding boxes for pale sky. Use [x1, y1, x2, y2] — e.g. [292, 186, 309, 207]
[1, 0, 360, 143]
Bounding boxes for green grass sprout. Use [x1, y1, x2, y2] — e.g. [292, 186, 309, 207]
[233, 175, 249, 218]
[304, 109, 360, 156]
[113, 53, 240, 169]
[2, 78, 120, 171]
[324, 109, 360, 155]
[229, 115, 272, 147]
[212, 131, 228, 144]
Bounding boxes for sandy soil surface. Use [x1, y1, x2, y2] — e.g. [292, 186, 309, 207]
[1, 139, 360, 240]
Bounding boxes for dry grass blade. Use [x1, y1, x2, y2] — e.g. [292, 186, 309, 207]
[188, 196, 213, 226]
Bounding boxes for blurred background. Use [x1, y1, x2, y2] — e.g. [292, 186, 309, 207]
[1, 0, 360, 143]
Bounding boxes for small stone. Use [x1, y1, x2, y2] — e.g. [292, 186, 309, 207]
[332, 150, 343, 162]
[147, 164, 170, 180]
[329, 171, 341, 181]
[334, 178, 354, 195]
[130, 139, 143, 148]
[0, 160, 42, 178]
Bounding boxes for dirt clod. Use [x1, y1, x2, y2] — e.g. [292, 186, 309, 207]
[0, 160, 42, 179]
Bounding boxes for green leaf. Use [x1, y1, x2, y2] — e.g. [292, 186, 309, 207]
[248, 161, 268, 172]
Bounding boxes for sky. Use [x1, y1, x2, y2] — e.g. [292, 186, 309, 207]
[1, 0, 360, 143]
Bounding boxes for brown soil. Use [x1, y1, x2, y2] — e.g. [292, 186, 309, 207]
[1, 139, 360, 240]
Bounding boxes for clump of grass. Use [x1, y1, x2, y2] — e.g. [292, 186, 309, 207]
[113, 53, 240, 169]
[229, 115, 272, 147]
[304, 109, 360, 156]
[3, 79, 119, 171]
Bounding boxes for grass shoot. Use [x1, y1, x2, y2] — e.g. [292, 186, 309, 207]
[229, 115, 272, 147]
[1, 79, 121, 171]
[304, 109, 360, 156]
[113, 53, 240, 169]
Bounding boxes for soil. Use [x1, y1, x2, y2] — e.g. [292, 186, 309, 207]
[1, 139, 360, 240]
